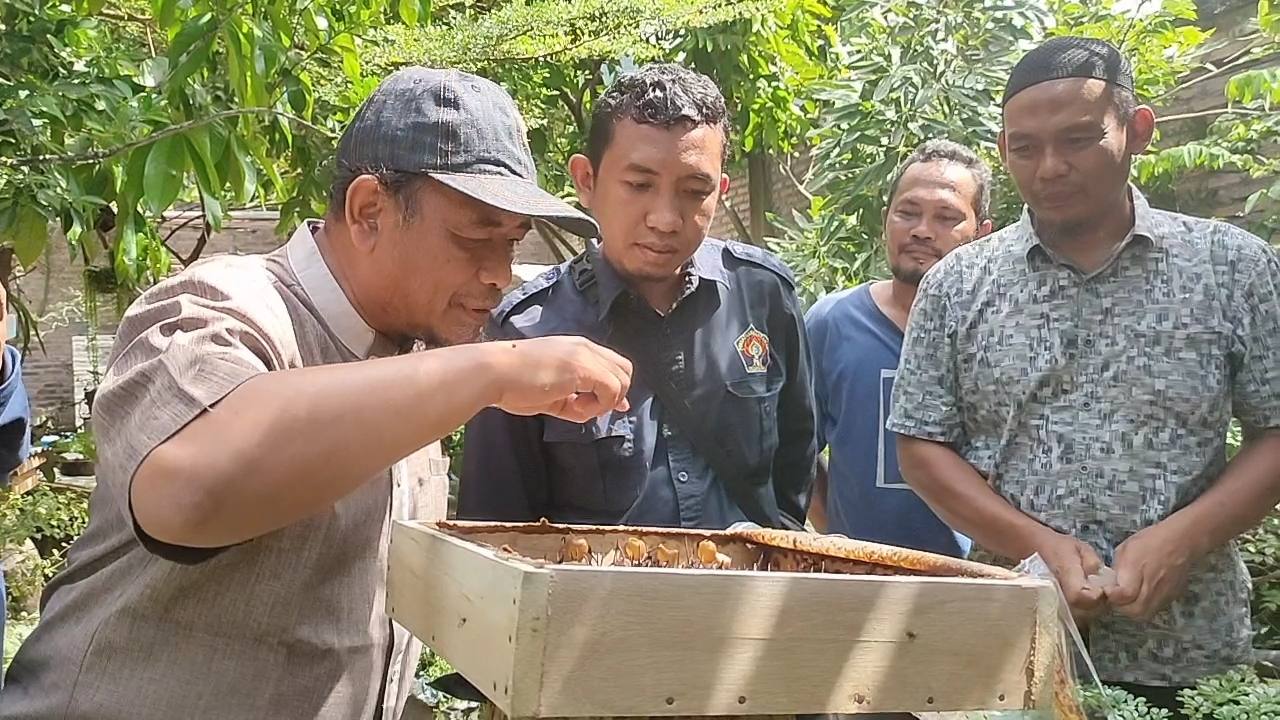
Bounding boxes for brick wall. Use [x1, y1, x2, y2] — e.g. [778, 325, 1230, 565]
[710, 157, 809, 244]
[15, 213, 563, 428]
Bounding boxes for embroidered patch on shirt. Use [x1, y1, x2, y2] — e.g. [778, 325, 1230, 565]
[736, 325, 770, 373]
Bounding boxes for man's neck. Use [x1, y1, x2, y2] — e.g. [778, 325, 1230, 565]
[1034, 193, 1135, 274]
[601, 244, 685, 315]
[869, 278, 914, 332]
[313, 222, 378, 329]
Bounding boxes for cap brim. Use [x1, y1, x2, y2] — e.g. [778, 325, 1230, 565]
[430, 172, 599, 239]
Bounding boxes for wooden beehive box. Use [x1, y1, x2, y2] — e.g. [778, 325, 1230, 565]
[388, 520, 1064, 719]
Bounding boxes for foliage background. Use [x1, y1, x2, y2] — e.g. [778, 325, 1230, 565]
[2, 0, 1278, 715]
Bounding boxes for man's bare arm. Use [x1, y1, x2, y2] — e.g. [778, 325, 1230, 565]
[1176, 429, 1280, 553]
[1109, 429, 1280, 619]
[133, 337, 631, 549]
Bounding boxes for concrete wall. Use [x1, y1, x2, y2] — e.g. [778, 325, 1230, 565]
[1158, 0, 1280, 235]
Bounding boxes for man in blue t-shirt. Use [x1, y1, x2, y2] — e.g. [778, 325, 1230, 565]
[805, 140, 991, 557]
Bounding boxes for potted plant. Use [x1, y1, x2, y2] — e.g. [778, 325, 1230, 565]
[50, 428, 96, 477]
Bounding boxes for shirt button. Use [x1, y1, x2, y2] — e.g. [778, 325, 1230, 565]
[677, 471, 689, 483]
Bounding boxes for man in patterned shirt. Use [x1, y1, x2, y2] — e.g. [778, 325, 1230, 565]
[888, 36, 1280, 716]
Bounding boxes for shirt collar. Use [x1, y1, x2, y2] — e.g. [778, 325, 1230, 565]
[285, 220, 380, 359]
[590, 240, 730, 321]
[1018, 184, 1163, 265]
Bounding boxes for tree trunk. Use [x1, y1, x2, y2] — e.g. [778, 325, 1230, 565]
[747, 151, 774, 243]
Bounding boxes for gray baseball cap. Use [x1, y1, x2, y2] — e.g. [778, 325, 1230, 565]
[336, 67, 598, 238]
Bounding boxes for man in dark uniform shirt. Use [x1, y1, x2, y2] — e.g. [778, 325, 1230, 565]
[459, 63, 817, 530]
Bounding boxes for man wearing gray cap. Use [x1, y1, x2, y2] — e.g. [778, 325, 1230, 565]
[889, 37, 1280, 714]
[0, 68, 631, 720]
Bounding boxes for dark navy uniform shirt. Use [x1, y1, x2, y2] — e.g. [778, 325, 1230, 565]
[458, 238, 817, 530]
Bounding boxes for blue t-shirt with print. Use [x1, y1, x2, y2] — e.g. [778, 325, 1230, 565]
[805, 283, 971, 557]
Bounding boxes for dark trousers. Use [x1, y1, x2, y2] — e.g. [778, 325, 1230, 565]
[1110, 682, 1189, 720]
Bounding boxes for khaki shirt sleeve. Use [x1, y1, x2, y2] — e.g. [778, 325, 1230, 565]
[91, 258, 300, 559]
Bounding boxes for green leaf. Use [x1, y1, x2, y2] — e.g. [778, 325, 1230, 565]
[117, 146, 151, 213]
[201, 192, 224, 232]
[284, 73, 313, 116]
[138, 56, 170, 88]
[1262, 0, 1279, 38]
[7, 204, 49, 269]
[334, 34, 361, 81]
[222, 136, 258, 204]
[166, 14, 216, 92]
[114, 215, 139, 286]
[154, 0, 179, 29]
[184, 126, 220, 194]
[1244, 189, 1263, 215]
[142, 135, 188, 215]
[398, 0, 420, 26]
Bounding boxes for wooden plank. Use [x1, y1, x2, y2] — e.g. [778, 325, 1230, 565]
[387, 521, 551, 718]
[535, 564, 1055, 717]
[481, 702, 796, 720]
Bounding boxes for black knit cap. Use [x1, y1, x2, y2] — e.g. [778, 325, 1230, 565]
[1003, 36, 1135, 107]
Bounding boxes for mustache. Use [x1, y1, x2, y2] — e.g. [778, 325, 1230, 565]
[902, 240, 941, 257]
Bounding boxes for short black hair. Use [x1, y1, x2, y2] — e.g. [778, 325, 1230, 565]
[328, 164, 431, 223]
[586, 63, 731, 169]
[886, 140, 993, 220]
[1111, 85, 1138, 123]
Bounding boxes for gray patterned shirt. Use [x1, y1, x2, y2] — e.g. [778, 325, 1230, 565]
[887, 188, 1280, 685]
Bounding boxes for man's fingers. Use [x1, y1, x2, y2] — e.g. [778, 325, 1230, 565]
[1054, 555, 1090, 604]
[1078, 543, 1104, 576]
[581, 344, 633, 407]
[1107, 568, 1142, 608]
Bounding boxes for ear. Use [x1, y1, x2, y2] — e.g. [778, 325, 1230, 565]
[996, 130, 1009, 167]
[975, 218, 994, 239]
[344, 174, 387, 252]
[568, 154, 597, 210]
[1128, 106, 1156, 155]
[719, 173, 731, 196]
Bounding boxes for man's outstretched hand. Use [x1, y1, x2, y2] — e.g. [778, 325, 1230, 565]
[487, 336, 633, 423]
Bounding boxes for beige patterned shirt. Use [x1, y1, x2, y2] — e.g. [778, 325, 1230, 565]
[0, 222, 448, 719]
[888, 189, 1280, 685]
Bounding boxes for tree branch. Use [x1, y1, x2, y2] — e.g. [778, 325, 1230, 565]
[184, 193, 211, 266]
[99, 9, 154, 25]
[1154, 45, 1270, 103]
[1157, 107, 1265, 124]
[776, 156, 814, 203]
[0, 108, 336, 168]
[719, 195, 759, 246]
[161, 214, 203, 248]
[555, 88, 585, 134]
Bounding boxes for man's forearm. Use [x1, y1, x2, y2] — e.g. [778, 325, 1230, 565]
[134, 342, 508, 549]
[896, 435, 1051, 560]
[1167, 429, 1280, 558]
